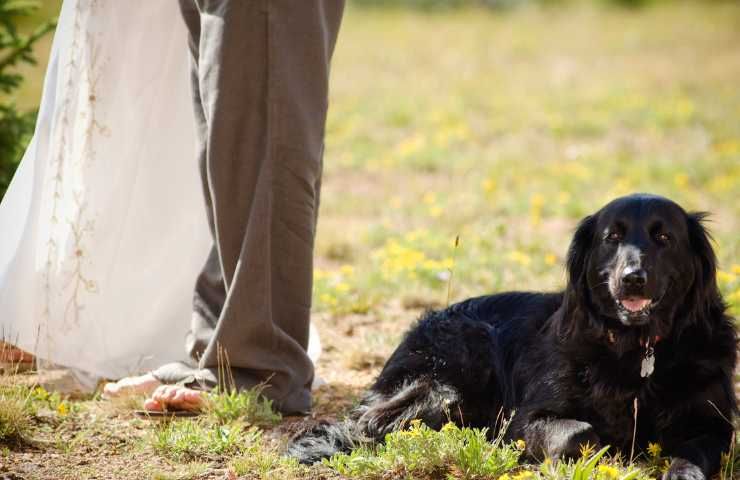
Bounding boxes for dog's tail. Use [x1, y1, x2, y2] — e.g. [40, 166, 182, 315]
[286, 418, 365, 464]
[286, 380, 460, 464]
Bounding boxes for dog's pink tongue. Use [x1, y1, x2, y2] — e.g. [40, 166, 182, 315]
[622, 297, 650, 312]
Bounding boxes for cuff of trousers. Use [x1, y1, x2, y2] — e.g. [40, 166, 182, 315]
[151, 361, 312, 415]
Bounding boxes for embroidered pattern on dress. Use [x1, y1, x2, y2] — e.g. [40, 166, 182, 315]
[42, 0, 107, 338]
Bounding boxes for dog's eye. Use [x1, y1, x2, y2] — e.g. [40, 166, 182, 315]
[655, 232, 671, 244]
[606, 232, 622, 242]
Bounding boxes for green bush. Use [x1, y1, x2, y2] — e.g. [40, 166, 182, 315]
[0, 0, 55, 200]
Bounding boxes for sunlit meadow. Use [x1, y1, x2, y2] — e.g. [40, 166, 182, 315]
[314, 2, 740, 322]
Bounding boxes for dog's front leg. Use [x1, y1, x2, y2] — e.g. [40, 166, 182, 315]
[660, 384, 735, 480]
[662, 432, 732, 480]
[517, 417, 601, 461]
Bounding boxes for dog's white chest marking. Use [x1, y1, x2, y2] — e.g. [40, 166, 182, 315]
[640, 346, 655, 378]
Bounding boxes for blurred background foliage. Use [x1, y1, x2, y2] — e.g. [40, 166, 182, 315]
[0, 0, 55, 198]
[351, 0, 730, 9]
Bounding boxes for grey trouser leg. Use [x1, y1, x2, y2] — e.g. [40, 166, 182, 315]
[153, 0, 344, 414]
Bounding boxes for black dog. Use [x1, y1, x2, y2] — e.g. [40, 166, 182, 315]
[289, 194, 737, 480]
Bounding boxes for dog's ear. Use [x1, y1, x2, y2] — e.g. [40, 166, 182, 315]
[558, 214, 598, 337]
[686, 212, 720, 308]
[566, 214, 597, 290]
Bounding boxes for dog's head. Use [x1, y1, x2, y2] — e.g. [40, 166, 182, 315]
[564, 193, 719, 340]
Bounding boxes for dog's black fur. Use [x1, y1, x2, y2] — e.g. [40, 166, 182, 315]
[289, 194, 737, 480]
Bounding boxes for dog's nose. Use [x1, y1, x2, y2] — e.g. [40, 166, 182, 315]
[622, 268, 647, 287]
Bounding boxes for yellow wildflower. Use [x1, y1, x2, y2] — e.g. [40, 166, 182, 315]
[727, 288, 740, 304]
[56, 403, 69, 417]
[544, 253, 557, 266]
[513, 471, 534, 480]
[530, 193, 545, 208]
[319, 293, 338, 306]
[498, 475, 511, 480]
[530, 193, 545, 225]
[717, 270, 736, 285]
[482, 178, 497, 193]
[673, 173, 689, 189]
[597, 464, 619, 479]
[708, 175, 732, 194]
[515, 439, 526, 450]
[339, 265, 354, 276]
[508, 250, 531, 267]
[557, 191, 571, 204]
[34, 386, 48, 399]
[396, 134, 425, 157]
[647, 442, 662, 458]
[714, 139, 740, 155]
[335, 282, 350, 294]
[441, 422, 457, 434]
[579, 442, 596, 458]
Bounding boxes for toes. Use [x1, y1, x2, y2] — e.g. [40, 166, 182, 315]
[173, 388, 204, 410]
[143, 398, 163, 411]
[151, 385, 177, 402]
[180, 390, 205, 409]
[172, 388, 189, 403]
[150, 386, 205, 411]
[182, 389, 204, 403]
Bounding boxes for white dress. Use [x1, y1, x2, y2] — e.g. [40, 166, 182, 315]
[0, 0, 321, 389]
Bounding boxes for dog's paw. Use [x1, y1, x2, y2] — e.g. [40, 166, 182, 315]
[661, 458, 705, 480]
[540, 419, 600, 460]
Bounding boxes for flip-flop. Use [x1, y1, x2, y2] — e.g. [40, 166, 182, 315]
[134, 409, 201, 418]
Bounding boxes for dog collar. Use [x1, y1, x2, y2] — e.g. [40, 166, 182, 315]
[605, 330, 660, 378]
[605, 330, 661, 346]
[639, 336, 660, 378]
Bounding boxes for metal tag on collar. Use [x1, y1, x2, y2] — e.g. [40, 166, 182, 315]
[640, 344, 655, 378]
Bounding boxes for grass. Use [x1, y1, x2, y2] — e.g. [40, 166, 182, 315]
[229, 445, 308, 480]
[325, 420, 524, 479]
[147, 387, 287, 462]
[0, 384, 77, 443]
[1, 1, 739, 478]
[323, 420, 660, 480]
[149, 419, 257, 461]
[204, 387, 282, 427]
[0, 393, 30, 442]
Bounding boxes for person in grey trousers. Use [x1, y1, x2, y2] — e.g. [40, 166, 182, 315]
[104, 0, 345, 414]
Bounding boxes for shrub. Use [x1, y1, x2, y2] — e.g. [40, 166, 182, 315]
[0, 0, 56, 199]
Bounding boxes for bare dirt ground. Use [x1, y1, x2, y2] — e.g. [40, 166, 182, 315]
[0, 304, 423, 479]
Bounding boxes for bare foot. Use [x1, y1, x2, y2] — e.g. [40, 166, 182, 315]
[143, 384, 206, 412]
[102, 372, 162, 399]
